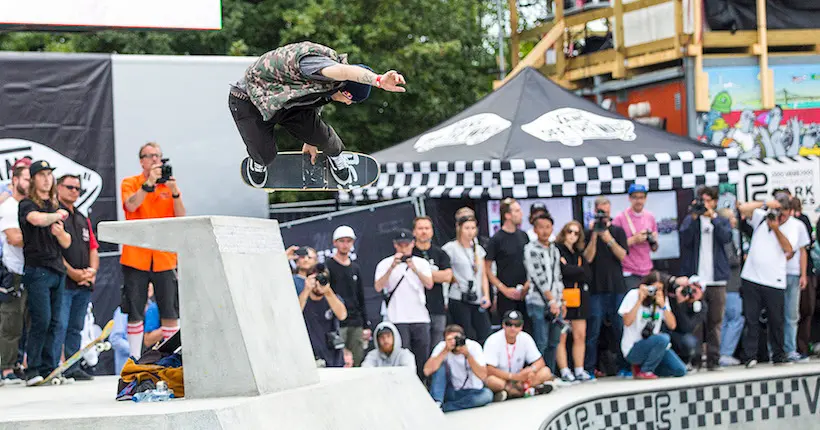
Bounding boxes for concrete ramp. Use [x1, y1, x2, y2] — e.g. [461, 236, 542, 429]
[448, 362, 820, 430]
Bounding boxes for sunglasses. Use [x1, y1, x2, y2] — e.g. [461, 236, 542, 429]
[140, 153, 162, 159]
[63, 185, 82, 192]
[567, 229, 580, 236]
[503, 320, 524, 328]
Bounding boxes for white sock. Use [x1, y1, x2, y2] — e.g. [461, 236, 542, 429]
[127, 322, 144, 360]
[574, 367, 585, 375]
[161, 325, 180, 341]
[560, 368, 572, 377]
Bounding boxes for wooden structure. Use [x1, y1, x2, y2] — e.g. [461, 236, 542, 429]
[497, 0, 820, 112]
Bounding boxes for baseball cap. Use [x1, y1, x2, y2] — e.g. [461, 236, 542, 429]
[12, 156, 32, 169]
[392, 228, 414, 243]
[628, 183, 648, 196]
[530, 202, 547, 213]
[502, 310, 524, 323]
[29, 160, 56, 177]
[333, 225, 356, 241]
[343, 65, 374, 103]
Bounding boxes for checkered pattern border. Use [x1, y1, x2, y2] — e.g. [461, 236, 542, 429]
[542, 376, 810, 430]
[341, 149, 739, 201]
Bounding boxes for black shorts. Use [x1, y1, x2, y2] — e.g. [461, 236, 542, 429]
[122, 265, 179, 322]
[564, 285, 591, 321]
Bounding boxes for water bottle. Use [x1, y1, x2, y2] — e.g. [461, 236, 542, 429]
[132, 380, 175, 402]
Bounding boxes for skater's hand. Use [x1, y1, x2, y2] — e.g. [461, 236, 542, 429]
[378, 71, 406, 93]
[302, 143, 318, 164]
[146, 163, 163, 185]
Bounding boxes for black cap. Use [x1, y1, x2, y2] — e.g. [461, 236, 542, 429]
[29, 160, 56, 177]
[502, 310, 524, 322]
[392, 228, 414, 243]
[530, 202, 547, 213]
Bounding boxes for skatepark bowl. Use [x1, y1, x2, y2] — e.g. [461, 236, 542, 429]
[2, 216, 817, 429]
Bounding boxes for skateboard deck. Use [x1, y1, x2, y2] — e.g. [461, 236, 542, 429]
[37, 319, 114, 386]
[240, 151, 379, 191]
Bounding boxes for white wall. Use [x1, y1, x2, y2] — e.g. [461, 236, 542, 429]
[111, 54, 268, 220]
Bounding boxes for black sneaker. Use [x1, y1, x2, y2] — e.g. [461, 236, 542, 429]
[245, 159, 268, 188]
[66, 368, 94, 381]
[327, 154, 353, 187]
[13, 364, 26, 381]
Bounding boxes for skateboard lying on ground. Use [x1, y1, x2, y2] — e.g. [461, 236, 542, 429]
[36, 319, 114, 386]
[240, 151, 380, 191]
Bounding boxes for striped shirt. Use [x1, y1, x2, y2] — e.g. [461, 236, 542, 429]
[523, 240, 563, 307]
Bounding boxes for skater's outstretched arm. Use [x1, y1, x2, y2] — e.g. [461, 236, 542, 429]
[319, 65, 406, 92]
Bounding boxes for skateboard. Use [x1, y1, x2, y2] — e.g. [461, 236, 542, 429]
[239, 151, 380, 191]
[36, 319, 114, 386]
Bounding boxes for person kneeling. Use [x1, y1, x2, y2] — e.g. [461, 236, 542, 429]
[361, 322, 416, 370]
[424, 325, 493, 412]
[619, 271, 687, 380]
[483, 310, 554, 401]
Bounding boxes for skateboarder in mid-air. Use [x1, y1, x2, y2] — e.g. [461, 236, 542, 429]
[229, 41, 407, 188]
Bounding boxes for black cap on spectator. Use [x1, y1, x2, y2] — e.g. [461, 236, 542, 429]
[392, 228, 414, 243]
[502, 310, 524, 323]
[530, 202, 547, 213]
[30, 160, 56, 177]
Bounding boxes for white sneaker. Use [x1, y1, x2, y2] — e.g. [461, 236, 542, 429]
[493, 390, 508, 402]
[560, 370, 578, 385]
[328, 154, 356, 187]
[574, 369, 593, 382]
[25, 375, 43, 387]
[245, 159, 268, 188]
[719, 355, 741, 367]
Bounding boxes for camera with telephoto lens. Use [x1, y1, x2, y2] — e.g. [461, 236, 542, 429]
[462, 280, 478, 303]
[645, 229, 657, 247]
[594, 210, 609, 232]
[454, 334, 467, 349]
[689, 198, 707, 216]
[156, 158, 173, 184]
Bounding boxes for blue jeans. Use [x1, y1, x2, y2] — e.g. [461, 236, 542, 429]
[429, 365, 493, 412]
[720, 292, 743, 357]
[585, 293, 626, 373]
[526, 303, 548, 354]
[625, 333, 687, 376]
[784, 275, 801, 354]
[24, 266, 65, 378]
[55, 287, 92, 372]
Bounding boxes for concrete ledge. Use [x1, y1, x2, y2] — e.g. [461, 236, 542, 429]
[1, 368, 444, 429]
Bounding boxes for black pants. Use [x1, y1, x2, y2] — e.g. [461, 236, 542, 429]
[693, 285, 726, 367]
[449, 300, 492, 345]
[741, 280, 786, 363]
[395, 322, 430, 381]
[228, 91, 344, 166]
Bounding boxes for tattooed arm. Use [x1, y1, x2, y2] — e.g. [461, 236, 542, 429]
[319, 64, 406, 92]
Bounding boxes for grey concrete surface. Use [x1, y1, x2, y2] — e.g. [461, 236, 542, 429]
[98, 216, 319, 399]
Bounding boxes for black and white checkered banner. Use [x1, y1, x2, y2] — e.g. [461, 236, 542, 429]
[543, 374, 820, 430]
[342, 149, 739, 201]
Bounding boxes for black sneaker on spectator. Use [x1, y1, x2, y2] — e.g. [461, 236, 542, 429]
[745, 359, 757, 369]
[13, 364, 25, 381]
[534, 383, 555, 395]
[493, 390, 508, 402]
[66, 368, 95, 381]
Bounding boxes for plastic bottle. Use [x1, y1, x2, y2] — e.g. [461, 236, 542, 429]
[132, 381, 175, 402]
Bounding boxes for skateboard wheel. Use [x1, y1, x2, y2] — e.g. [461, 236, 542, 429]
[95, 343, 105, 352]
[52, 378, 61, 385]
[104, 342, 112, 351]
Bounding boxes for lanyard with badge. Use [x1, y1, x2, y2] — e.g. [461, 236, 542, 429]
[505, 343, 517, 372]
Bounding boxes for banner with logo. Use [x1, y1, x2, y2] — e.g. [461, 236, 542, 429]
[280, 199, 419, 329]
[738, 156, 820, 225]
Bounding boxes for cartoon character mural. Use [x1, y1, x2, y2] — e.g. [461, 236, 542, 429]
[696, 64, 820, 159]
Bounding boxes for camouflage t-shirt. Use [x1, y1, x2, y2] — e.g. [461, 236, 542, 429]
[232, 54, 337, 92]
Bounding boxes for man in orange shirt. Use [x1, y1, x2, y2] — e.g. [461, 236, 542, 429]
[121, 142, 186, 359]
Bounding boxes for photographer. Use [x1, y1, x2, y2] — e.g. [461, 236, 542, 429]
[678, 186, 732, 370]
[737, 195, 801, 367]
[299, 264, 348, 367]
[424, 324, 493, 412]
[664, 276, 707, 368]
[362, 322, 416, 369]
[612, 184, 659, 304]
[291, 246, 318, 294]
[120, 142, 185, 360]
[442, 214, 491, 345]
[374, 228, 433, 379]
[618, 271, 687, 380]
[583, 196, 629, 378]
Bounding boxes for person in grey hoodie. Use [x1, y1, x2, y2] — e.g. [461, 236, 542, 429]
[361, 322, 416, 370]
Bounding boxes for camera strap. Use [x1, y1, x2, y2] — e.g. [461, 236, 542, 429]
[458, 244, 479, 292]
[384, 267, 409, 309]
[624, 209, 638, 237]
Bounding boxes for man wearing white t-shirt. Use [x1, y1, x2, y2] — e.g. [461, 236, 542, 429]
[424, 324, 492, 412]
[0, 165, 30, 379]
[738, 196, 800, 367]
[483, 310, 554, 401]
[375, 228, 433, 380]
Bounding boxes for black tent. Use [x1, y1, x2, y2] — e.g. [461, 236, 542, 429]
[347, 67, 738, 201]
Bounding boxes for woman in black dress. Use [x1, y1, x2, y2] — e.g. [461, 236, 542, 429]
[555, 220, 593, 383]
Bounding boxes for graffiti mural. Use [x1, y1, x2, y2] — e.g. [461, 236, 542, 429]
[697, 64, 820, 159]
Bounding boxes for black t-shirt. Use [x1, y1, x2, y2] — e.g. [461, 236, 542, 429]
[19, 198, 65, 274]
[326, 257, 368, 328]
[413, 244, 452, 315]
[584, 225, 629, 295]
[486, 229, 529, 290]
[61, 205, 93, 290]
[303, 295, 344, 368]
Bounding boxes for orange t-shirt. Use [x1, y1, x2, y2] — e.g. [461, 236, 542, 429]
[119, 174, 178, 272]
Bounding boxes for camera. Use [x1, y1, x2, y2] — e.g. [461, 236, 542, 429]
[326, 330, 345, 350]
[641, 320, 656, 339]
[593, 210, 609, 232]
[294, 247, 309, 257]
[156, 158, 173, 184]
[766, 208, 781, 222]
[643, 285, 658, 307]
[454, 334, 466, 349]
[313, 263, 329, 286]
[681, 285, 694, 298]
[400, 255, 412, 263]
[689, 198, 707, 216]
[645, 229, 657, 247]
[462, 280, 478, 303]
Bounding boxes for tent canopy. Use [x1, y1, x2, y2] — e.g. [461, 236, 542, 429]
[349, 67, 738, 201]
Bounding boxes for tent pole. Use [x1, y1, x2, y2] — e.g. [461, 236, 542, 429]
[496, 0, 507, 79]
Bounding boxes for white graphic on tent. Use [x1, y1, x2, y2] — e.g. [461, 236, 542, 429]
[413, 113, 511, 153]
[0, 138, 103, 216]
[521, 107, 637, 147]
